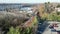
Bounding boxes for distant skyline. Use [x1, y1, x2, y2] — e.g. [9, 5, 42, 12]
[0, 0, 59, 3]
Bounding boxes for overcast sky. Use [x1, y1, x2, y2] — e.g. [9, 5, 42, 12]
[0, 0, 59, 3]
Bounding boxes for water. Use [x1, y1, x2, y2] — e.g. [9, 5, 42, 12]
[0, 4, 22, 11]
[0, 3, 33, 11]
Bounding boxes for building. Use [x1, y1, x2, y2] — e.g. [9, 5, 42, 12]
[55, 7, 60, 12]
[20, 7, 34, 14]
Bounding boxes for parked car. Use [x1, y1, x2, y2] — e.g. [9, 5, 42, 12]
[49, 23, 58, 32]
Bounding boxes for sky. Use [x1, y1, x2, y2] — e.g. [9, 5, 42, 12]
[0, 0, 60, 3]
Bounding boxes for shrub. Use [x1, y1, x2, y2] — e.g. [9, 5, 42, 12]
[7, 27, 33, 34]
[7, 27, 20, 34]
[23, 27, 33, 34]
[46, 13, 60, 22]
[32, 16, 38, 26]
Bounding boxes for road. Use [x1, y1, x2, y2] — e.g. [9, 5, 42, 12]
[42, 24, 57, 34]
[37, 21, 58, 34]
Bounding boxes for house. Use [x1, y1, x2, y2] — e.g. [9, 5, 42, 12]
[20, 7, 34, 14]
[55, 7, 60, 12]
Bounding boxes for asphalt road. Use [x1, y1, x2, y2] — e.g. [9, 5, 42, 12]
[37, 21, 58, 34]
[42, 25, 57, 34]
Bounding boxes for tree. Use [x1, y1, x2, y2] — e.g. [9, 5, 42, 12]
[57, 4, 60, 8]
[44, 2, 54, 13]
